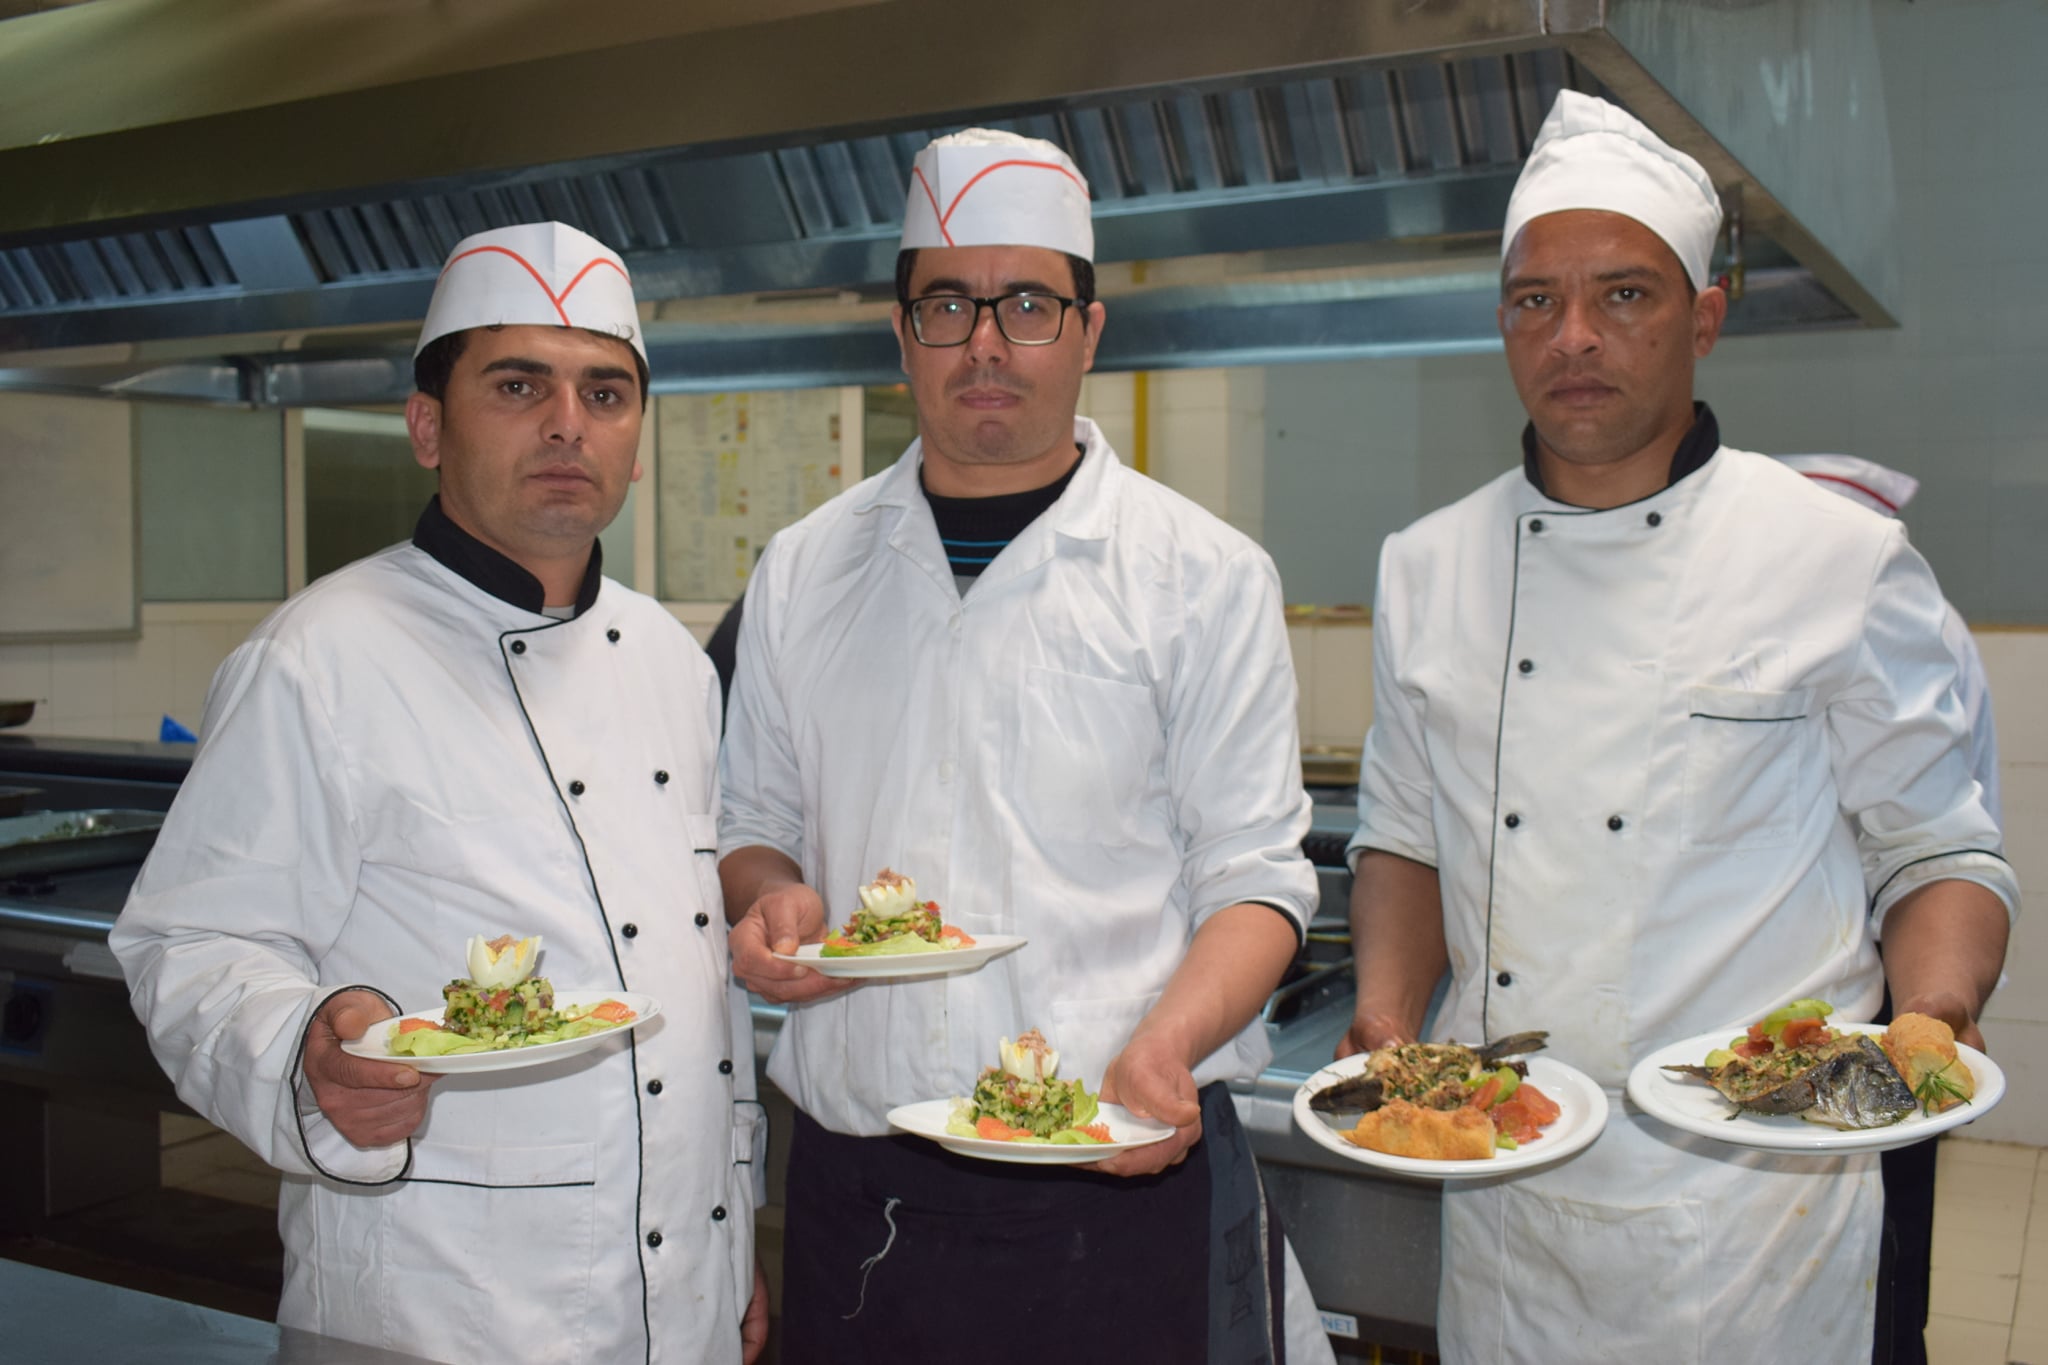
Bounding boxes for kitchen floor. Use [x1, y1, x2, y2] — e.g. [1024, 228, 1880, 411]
[93, 1122, 2048, 1363]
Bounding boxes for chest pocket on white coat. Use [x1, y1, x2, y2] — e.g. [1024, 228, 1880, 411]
[1013, 666, 1162, 848]
[1680, 684, 1812, 851]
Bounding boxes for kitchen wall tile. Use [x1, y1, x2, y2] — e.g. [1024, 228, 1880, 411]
[0, 643, 53, 708]
[1310, 624, 1372, 748]
[1975, 633, 2048, 759]
[1984, 838, 2048, 1025]
[1153, 367, 1230, 414]
[1966, 1017, 2047, 1144]
[46, 641, 119, 724]
[1288, 624, 1315, 739]
[111, 628, 175, 722]
[1152, 407, 1230, 516]
[1921, 1314, 2009, 1365]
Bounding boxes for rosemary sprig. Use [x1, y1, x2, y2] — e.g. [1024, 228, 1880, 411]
[1913, 1062, 1970, 1115]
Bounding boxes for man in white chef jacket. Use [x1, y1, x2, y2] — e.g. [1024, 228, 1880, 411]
[1342, 94, 2015, 1365]
[111, 223, 766, 1365]
[719, 130, 1332, 1363]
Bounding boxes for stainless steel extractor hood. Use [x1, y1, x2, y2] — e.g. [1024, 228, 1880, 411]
[0, 0, 1901, 405]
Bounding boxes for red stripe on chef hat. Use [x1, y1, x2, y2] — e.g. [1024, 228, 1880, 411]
[910, 159, 1089, 248]
[436, 245, 632, 326]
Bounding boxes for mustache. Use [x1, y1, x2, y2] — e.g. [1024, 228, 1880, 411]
[945, 371, 1031, 400]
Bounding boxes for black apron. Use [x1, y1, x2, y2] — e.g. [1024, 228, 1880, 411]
[780, 1082, 1285, 1363]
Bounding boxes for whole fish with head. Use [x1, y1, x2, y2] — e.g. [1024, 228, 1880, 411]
[1662, 1032, 1914, 1129]
[1309, 1031, 1549, 1116]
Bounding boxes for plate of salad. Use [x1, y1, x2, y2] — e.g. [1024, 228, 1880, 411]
[338, 932, 657, 1075]
[1627, 998, 2004, 1153]
[886, 1029, 1175, 1165]
[342, 990, 659, 1074]
[772, 867, 1025, 978]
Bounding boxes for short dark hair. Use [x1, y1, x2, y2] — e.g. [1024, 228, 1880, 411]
[894, 249, 1096, 327]
[412, 326, 651, 408]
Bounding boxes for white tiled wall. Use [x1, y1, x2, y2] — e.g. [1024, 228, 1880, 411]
[0, 602, 278, 742]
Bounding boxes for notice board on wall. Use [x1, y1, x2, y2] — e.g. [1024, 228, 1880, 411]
[0, 392, 139, 641]
[655, 388, 853, 604]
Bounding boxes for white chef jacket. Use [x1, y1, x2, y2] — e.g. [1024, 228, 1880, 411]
[720, 418, 1318, 1134]
[1350, 440, 2016, 1365]
[111, 531, 758, 1365]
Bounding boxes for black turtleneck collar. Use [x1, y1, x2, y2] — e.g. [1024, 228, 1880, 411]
[1521, 402, 1721, 505]
[412, 496, 603, 617]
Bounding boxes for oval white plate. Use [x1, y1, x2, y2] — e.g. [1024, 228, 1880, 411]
[886, 1098, 1174, 1165]
[339, 990, 660, 1075]
[1292, 1054, 1609, 1180]
[772, 934, 1026, 979]
[1626, 1023, 2004, 1153]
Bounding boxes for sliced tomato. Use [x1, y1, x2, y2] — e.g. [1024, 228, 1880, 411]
[397, 1017, 442, 1033]
[1515, 1082, 1561, 1126]
[1779, 1017, 1829, 1049]
[823, 933, 856, 950]
[1733, 1038, 1774, 1059]
[1466, 1075, 1503, 1110]
[975, 1116, 1029, 1141]
[1489, 1100, 1540, 1143]
[938, 925, 978, 948]
[590, 1000, 636, 1023]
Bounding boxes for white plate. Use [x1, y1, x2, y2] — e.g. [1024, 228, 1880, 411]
[772, 934, 1026, 979]
[1626, 1023, 2004, 1153]
[1292, 1054, 1609, 1180]
[886, 1098, 1175, 1165]
[339, 990, 660, 1075]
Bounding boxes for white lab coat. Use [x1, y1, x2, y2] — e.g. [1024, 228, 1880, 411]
[1352, 447, 2015, 1364]
[721, 419, 1317, 1129]
[111, 543, 757, 1365]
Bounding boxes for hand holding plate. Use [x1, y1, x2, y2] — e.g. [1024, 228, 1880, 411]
[1090, 1032, 1203, 1177]
[302, 988, 437, 1146]
[729, 881, 857, 1004]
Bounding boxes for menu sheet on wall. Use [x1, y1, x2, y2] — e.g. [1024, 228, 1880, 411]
[655, 389, 845, 604]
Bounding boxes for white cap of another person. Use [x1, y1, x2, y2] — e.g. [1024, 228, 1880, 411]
[1502, 90, 1723, 290]
[1776, 454, 1920, 518]
[415, 221, 645, 361]
[900, 128, 1094, 261]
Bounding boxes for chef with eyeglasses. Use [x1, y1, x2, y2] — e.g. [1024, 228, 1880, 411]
[111, 222, 765, 1365]
[719, 128, 1333, 1364]
[1341, 93, 2014, 1364]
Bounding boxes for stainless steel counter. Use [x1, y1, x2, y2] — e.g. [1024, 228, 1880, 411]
[0, 1259, 445, 1365]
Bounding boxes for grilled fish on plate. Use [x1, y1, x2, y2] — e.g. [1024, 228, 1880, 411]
[1662, 1033, 1914, 1129]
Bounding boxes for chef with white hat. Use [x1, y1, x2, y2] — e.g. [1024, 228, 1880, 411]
[113, 222, 768, 1364]
[718, 128, 1333, 1363]
[1341, 92, 2013, 1363]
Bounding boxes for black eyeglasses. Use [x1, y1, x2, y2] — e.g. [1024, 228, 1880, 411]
[906, 292, 1078, 347]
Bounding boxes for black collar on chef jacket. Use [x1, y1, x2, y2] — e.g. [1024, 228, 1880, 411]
[1520, 402, 1721, 505]
[412, 495, 603, 618]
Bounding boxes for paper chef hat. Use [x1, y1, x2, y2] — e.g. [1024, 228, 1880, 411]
[1776, 454, 1920, 518]
[415, 221, 644, 361]
[900, 128, 1094, 261]
[1502, 91, 1723, 290]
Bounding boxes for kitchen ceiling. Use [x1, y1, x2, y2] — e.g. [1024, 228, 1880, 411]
[0, 0, 1901, 405]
